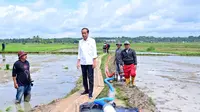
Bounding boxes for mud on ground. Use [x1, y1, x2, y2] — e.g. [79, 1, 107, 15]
[108, 54, 157, 112]
[114, 82, 157, 112]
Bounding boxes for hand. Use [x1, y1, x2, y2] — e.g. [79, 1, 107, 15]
[93, 60, 97, 68]
[14, 83, 18, 89]
[135, 65, 137, 70]
[120, 65, 123, 70]
[77, 61, 80, 69]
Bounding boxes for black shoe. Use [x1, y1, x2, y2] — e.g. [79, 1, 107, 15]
[89, 94, 93, 99]
[81, 91, 89, 95]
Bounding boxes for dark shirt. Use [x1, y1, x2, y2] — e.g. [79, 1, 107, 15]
[12, 60, 31, 86]
[2, 43, 5, 49]
[121, 48, 137, 65]
[115, 48, 123, 64]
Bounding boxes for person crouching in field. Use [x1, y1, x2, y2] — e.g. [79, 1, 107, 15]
[12, 51, 33, 103]
[120, 41, 137, 87]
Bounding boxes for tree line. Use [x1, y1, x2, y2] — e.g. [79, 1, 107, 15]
[0, 35, 200, 44]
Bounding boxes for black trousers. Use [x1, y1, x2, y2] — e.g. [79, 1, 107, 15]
[81, 65, 94, 95]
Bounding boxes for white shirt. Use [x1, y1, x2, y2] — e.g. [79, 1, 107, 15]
[78, 37, 98, 65]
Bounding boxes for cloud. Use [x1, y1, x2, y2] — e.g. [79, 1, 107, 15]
[0, 0, 200, 38]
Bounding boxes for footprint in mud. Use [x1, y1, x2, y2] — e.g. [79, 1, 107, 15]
[164, 90, 170, 94]
[177, 95, 188, 100]
[156, 98, 170, 105]
[180, 85, 187, 89]
[160, 107, 182, 112]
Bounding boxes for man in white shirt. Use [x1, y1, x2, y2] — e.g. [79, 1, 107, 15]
[77, 28, 97, 99]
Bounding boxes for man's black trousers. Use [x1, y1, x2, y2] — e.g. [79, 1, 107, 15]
[81, 65, 94, 96]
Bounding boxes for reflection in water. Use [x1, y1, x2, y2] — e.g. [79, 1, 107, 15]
[0, 55, 80, 111]
[15, 102, 32, 112]
[2, 53, 6, 62]
[24, 102, 32, 112]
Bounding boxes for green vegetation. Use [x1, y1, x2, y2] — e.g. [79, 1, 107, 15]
[64, 66, 69, 69]
[5, 106, 12, 112]
[0, 43, 77, 52]
[17, 110, 24, 112]
[149, 97, 156, 107]
[0, 42, 200, 56]
[97, 54, 109, 98]
[115, 87, 130, 107]
[146, 46, 155, 52]
[5, 64, 10, 70]
[64, 77, 83, 98]
[98, 42, 200, 56]
[1, 35, 200, 43]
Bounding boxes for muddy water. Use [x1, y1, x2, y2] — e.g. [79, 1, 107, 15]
[137, 56, 200, 112]
[1, 54, 200, 112]
[0, 54, 81, 111]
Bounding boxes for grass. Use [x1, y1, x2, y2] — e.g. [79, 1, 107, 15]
[149, 97, 156, 107]
[146, 46, 155, 52]
[1, 42, 200, 55]
[115, 87, 130, 107]
[64, 77, 83, 98]
[96, 54, 109, 98]
[107, 54, 131, 107]
[64, 66, 69, 69]
[0, 43, 77, 52]
[97, 54, 131, 107]
[5, 64, 10, 70]
[5, 106, 12, 112]
[97, 42, 200, 56]
[17, 109, 24, 112]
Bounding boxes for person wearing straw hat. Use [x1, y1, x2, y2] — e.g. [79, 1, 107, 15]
[114, 41, 123, 81]
[120, 41, 137, 87]
[12, 51, 33, 103]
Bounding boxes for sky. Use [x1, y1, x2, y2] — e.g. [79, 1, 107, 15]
[0, 0, 200, 39]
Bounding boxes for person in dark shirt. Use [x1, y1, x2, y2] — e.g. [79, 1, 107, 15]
[2, 42, 5, 51]
[12, 51, 33, 103]
[106, 43, 110, 53]
[120, 41, 137, 87]
[103, 42, 107, 53]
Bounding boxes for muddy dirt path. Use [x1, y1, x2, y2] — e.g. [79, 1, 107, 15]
[32, 55, 104, 112]
[107, 55, 157, 112]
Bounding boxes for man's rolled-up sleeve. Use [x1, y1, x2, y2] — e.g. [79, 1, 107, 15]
[93, 40, 98, 58]
[12, 64, 17, 77]
[78, 41, 81, 60]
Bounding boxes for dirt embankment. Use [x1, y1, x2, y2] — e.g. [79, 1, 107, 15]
[31, 54, 157, 112]
[31, 55, 105, 112]
[107, 54, 158, 112]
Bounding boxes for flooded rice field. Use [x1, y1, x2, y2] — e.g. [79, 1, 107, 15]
[0, 54, 81, 111]
[0, 54, 200, 112]
[137, 56, 200, 112]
